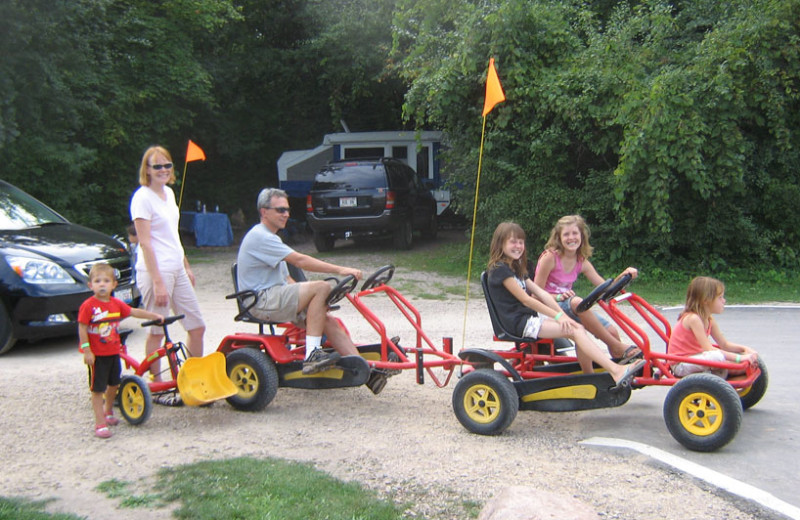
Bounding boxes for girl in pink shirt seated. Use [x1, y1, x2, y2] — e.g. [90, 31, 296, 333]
[668, 276, 758, 378]
[533, 215, 640, 363]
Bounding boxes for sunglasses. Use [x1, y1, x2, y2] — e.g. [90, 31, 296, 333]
[266, 206, 291, 214]
[150, 163, 173, 170]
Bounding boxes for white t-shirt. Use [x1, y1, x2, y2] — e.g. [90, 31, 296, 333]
[129, 186, 185, 272]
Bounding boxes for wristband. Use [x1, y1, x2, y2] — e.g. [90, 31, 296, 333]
[554, 311, 563, 321]
[556, 294, 562, 302]
[736, 354, 741, 362]
[79, 342, 90, 353]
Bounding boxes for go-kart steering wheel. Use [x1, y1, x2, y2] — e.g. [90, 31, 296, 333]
[361, 265, 395, 291]
[326, 275, 358, 306]
[575, 278, 614, 313]
[601, 273, 633, 302]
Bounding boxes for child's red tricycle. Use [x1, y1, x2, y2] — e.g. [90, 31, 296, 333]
[116, 315, 237, 425]
[451, 274, 768, 451]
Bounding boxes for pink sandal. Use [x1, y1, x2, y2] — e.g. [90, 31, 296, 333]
[95, 424, 112, 439]
[105, 414, 120, 426]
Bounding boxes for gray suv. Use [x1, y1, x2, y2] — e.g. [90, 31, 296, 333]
[305, 158, 438, 251]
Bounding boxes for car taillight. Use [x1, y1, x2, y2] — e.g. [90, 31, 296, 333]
[306, 194, 313, 213]
[385, 190, 395, 209]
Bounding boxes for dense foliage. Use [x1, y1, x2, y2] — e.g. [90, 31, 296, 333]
[1, 0, 799, 270]
[392, 0, 800, 270]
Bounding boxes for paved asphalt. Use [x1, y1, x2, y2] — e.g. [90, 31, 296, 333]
[570, 306, 800, 517]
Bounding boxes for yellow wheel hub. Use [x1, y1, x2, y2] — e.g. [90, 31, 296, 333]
[230, 363, 259, 399]
[463, 383, 502, 424]
[678, 391, 724, 436]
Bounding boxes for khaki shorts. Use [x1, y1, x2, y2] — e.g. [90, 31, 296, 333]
[251, 283, 304, 325]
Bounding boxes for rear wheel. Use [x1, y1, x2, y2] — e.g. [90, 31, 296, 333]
[421, 213, 438, 239]
[226, 348, 278, 412]
[118, 375, 153, 425]
[393, 220, 413, 250]
[663, 373, 742, 452]
[313, 231, 335, 252]
[738, 360, 769, 410]
[453, 369, 518, 435]
[0, 306, 16, 355]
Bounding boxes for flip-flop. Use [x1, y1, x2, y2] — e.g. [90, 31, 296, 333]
[614, 345, 643, 365]
[613, 359, 646, 390]
[153, 393, 184, 407]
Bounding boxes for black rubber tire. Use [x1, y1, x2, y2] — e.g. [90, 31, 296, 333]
[663, 373, 743, 452]
[452, 369, 519, 436]
[118, 375, 153, 425]
[225, 348, 278, 412]
[0, 305, 16, 355]
[361, 265, 395, 291]
[421, 213, 438, 239]
[393, 220, 413, 250]
[313, 231, 335, 252]
[739, 359, 769, 410]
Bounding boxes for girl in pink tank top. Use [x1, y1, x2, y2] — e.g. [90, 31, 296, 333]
[533, 215, 640, 362]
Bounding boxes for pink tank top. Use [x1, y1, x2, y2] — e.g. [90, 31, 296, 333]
[668, 313, 712, 357]
[536, 250, 582, 295]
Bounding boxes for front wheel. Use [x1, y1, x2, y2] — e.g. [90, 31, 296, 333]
[0, 306, 16, 355]
[452, 370, 518, 435]
[225, 348, 279, 412]
[663, 373, 743, 452]
[738, 360, 769, 410]
[118, 375, 153, 425]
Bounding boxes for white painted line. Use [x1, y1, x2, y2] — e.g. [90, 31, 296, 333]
[581, 436, 800, 520]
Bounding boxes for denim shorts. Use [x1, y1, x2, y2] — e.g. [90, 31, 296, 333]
[559, 298, 610, 328]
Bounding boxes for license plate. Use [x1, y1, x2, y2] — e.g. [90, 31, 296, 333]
[116, 287, 133, 303]
[340, 197, 357, 208]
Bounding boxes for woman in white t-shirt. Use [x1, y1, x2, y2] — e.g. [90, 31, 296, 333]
[130, 146, 205, 403]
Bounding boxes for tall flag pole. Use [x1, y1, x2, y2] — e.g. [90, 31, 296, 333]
[463, 58, 506, 347]
[178, 139, 206, 211]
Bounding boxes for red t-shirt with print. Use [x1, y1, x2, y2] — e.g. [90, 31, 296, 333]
[77, 296, 132, 356]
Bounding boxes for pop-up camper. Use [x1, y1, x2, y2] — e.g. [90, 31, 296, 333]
[277, 130, 449, 215]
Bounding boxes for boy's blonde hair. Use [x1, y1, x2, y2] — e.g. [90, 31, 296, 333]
[88, 263, 117, 282]
[544, 215, 593, 260]
[682, 276, 724, 322]
[488, 222, 528, 278]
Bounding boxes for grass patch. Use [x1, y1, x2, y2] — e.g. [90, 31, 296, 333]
[91, 457, 407, 520]
[0, 497, 81, 520]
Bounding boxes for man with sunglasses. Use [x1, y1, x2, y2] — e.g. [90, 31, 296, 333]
[237, 188, 363, 374]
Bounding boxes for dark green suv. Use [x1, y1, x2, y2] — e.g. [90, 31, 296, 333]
[305, 158, 438, 251]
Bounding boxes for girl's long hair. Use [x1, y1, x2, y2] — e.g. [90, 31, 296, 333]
[488, 222, 528, 278]
[681, 276, 724, 323]
[544, 214, 593, 260]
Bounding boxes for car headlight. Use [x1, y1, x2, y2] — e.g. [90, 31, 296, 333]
[6, 256, 77, 284]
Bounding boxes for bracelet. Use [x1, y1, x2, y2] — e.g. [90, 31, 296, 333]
[736, 354, 741, 362]
[554, 311, 563, 321]
[79, 342, 90, 353]
[556, 294, 562, 302]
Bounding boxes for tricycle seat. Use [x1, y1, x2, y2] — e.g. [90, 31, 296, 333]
[227, 262, 306, 335]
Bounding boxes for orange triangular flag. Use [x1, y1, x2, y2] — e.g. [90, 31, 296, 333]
[186, 140, 206, 162]
[482, 58, 506, 116]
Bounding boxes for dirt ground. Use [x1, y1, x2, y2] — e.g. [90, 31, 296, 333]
[0, 230, 771, 519]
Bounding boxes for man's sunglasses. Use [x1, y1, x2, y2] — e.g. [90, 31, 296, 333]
[150, 163, 173, 170]
[265, 207, 290, 214]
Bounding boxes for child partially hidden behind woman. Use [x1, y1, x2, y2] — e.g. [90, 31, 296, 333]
[668, 276, 758, 379]
[486, 222, 644, 388]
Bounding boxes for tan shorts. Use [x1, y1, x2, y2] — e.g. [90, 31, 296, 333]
[251, 283, 304, 325]
[137, 268, 205, 334]
[673, 350, 727, 378]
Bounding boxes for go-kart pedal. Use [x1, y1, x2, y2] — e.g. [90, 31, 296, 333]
[302, 348, 341, 375]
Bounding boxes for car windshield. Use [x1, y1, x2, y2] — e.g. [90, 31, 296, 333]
[0, 182, 67, 230]
[314, 164, 386, 190]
